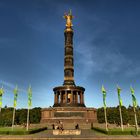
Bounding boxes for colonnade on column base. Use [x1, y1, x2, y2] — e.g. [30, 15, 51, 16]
[53, 86, 85, 107]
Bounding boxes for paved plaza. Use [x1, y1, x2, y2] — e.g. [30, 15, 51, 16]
[0, 129, 139, 140]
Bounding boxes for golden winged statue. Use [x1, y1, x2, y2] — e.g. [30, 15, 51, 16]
[63, 10, 74, 28]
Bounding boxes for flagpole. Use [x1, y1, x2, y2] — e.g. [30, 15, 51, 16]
[12, 85, 18, 130]
[130, 86, 139, 135]
[0, 85, 4, 114]
[134, 106, 138, 135]
[102, 85, 108, 131]
[0, 106, 1, 119]
[12, 107, 15, 131]
[27, 85, 32, 131]
[104, 107, 108, 131]
[0, 95, 1, 113]
[117, 86, 123, 131]
[119, 106, 123, 131]
[26, 107, 30, 131]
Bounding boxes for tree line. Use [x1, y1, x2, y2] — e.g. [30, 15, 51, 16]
[0, 107, 41, 126]
[1, 106, 140, 127]
[97, 105, 140, 125]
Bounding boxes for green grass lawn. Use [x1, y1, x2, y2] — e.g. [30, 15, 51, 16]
[108, 127, 135, 131]
[0, 126, 47, 135]
[92, 127, 140, 135]
[0, 127, 25, 131]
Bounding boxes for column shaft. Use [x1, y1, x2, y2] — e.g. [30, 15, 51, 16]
[60, 91, 62, 104]
[73, 92, 75, 103]
[54, 92, 57, 104]
[56, 92, 59, 103]
[70, 91, 73, 103]
[82, 92, 84, 104]
[57, 92, 59, 103]
[76, 92, 78, 103]
[65, 91, 67, 103]
[80, 92, 82, 104]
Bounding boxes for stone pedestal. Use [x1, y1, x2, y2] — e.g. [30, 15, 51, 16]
[41, 107, 97, 123]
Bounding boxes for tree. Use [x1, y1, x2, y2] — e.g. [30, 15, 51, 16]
[97, 106, 134, 125]
[30, 107, 41, 123]
[97, 107, 105, 123]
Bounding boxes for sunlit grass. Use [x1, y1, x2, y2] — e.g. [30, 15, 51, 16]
[92, 126, 140, 135]
[0, 127, 26, 131]
[0, 126, 47, 135]
[108, 127, 136, 131]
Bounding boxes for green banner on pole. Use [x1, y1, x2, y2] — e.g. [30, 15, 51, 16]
[130, 87, 137, 108]
[101, 85, 107, 109]
[0, 87, 4, 108]
[13, 85, 18, 107]
[28, 86, 32, 107]
[117, 86, 123, 107]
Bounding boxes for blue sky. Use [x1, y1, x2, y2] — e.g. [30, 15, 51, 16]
[0, 0, 140, 109]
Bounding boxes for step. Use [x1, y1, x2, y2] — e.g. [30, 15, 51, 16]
[46, 123, 92, 130]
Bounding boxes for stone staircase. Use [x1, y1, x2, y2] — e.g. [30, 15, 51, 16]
[34, 129, 96, 138]
[32, 122, 97, 138]
[46, 122, 91, 130]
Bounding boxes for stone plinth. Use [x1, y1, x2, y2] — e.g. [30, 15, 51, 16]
[41, 107, 97, 123]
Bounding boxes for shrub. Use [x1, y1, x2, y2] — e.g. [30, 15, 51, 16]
[92, 127, 140, 135]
